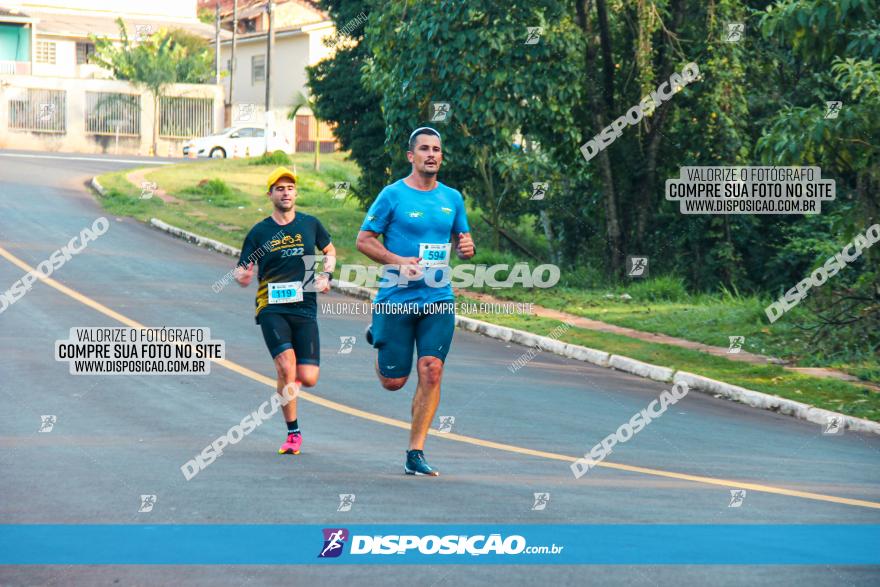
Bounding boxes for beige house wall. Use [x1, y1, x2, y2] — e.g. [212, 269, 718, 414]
[0, 75, 224, 156]
[31, 38, 78, 78]
[9, 0, 197, 20]
[219, 22, 335, 150]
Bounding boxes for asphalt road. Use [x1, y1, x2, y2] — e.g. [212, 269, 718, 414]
[1, 150, 878, 586]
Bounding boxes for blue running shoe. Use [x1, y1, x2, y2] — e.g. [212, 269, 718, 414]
[405, 449, 439, 476]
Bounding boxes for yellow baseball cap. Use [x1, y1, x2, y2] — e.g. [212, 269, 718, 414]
[267, 167, 297, 191]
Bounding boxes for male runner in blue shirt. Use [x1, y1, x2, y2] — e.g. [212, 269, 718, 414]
[356, 127, 475, 476]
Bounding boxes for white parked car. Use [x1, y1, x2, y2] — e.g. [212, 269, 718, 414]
[183, 126, 293, 159]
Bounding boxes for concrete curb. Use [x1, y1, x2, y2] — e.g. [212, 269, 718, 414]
[609, 355, 675, 383]
[131, 208, 879, 436]
[672, 371, 877, 435]
[91, 176, 107, 196]
[149, 218, 240, 257]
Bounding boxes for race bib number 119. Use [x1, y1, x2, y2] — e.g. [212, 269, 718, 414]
[268, 281, 303, 304]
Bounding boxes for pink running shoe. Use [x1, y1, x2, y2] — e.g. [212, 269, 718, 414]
[278, 432, 302, 455]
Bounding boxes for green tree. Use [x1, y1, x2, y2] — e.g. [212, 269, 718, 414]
[754, 0, 879, 352]
[307, 1, 390, 205]
[363, 0, 583, 249]
[91, 19, 214, 156]
[307, 0, 876, 311]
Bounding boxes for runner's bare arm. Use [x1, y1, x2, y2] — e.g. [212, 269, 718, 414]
[313, 243, 336, 293]
[321, 243, 337, 274]
[356, 230, 423, 279]
[356, 230, 406, 265]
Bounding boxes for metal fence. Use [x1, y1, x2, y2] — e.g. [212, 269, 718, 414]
[85, 92, 141, 136]
[3, 83, 220, 152]
[294, 115, 338, 153]
[8, 88, 67, 133]
[159, 96, 213, 139]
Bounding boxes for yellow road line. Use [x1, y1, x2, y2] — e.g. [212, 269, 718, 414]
[3, 244, 879, 511]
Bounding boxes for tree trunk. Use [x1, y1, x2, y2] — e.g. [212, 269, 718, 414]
[152, 92, 160, 157]
[475, 146, 500, 249]
[577, 0, 623, 277]
[633, 0, 684, 248]
[596, 0, 615, 112]
[539, 209, 560, 266]
[314, 118, 321, 171]
[635, 104, 669, 247]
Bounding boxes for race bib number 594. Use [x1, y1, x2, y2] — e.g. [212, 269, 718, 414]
[419, 243, 452, 267]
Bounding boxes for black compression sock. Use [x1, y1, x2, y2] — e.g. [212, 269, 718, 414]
[287, 420, 299, 435]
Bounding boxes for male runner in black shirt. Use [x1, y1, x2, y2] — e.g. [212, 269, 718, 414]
[234, 167, 335, 455]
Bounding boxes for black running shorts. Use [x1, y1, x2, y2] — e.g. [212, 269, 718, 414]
[258, 313, 320, 364]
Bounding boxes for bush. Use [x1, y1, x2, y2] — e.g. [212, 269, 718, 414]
[625, 276, 689, 302]
[558, 265, 605, 289]
[249, 150, 292, 166]
[180, 179, 250, 208]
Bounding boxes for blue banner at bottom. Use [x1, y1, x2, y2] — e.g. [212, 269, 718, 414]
[0, 525, 878, 565]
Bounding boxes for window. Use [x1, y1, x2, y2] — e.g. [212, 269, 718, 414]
[251, 55, 265, 84]
[35, 41, 56, 65]
[76, 42, 95, 65]
[242, 18, 257, 33]
[253, 128, 265, 138]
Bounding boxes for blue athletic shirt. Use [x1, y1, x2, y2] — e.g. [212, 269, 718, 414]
[360, 179, 470, 305]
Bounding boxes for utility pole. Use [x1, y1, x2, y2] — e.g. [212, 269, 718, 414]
[214, 1, 220, 84]
[264, 0, 274, 153]
[229, 0, 238, 117]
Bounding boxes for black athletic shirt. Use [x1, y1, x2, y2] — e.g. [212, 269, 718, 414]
[238, 214, 331, 322]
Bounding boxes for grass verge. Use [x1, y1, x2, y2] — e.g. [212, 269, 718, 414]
[476, 313, 879, 422]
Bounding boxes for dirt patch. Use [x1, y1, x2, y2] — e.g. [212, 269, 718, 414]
[125, 169, 183, 204]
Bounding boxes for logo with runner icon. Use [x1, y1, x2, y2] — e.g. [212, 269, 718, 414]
[727, 336, 745, 354]
[430, 102, 451, 123]
[138, 494, 157, 513]
[333, 182, 350, 199]
[338, 336, 356, 354]
[531, 492, 550, 511]
[728, 489, 746, 508]
[39, 415, 57, 432]
[337, 494, 356, 512]
[530, 182, 548, 200]
[437, 415, 455, 433]
[626, 256, 649, 278]
[318, 528, 349, 558]
[823, 415, 844, 435]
